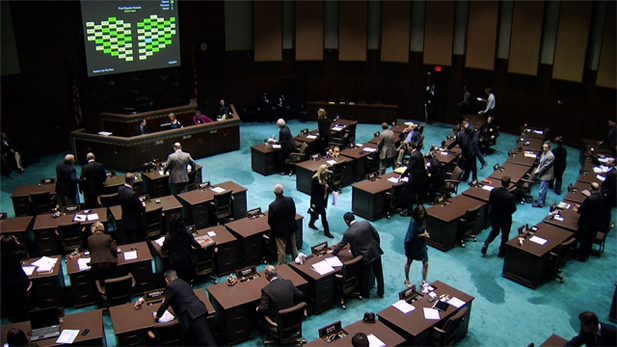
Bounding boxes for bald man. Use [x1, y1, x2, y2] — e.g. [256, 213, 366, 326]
[56, 154, 84, 208]
[163, 142, 196, 195]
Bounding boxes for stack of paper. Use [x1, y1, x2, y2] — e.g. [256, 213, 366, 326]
[32, 256, 58, 273]
[211, 186, 226, 193]
[272, 144, 281, 149]
[332, 126, 344, 131]
[56, 329, 80, 344]
[311, 260, 334, 275]
[87, 213, 99, 221]
[482, 185, 495, 191]
[363, 147, 377, 152]
[392, 300, 415, 314]
[557, 202, 571, 209]
[306, 135, 317, 139]
[22, 266, 36, 276]
[153, 310, 175, 323]
[423, 307, 441, 320]
[447, 297, 466, 308]
[529, 236, 548, 245]
[155, 236, 166, 247]
[207, 230, 217, 237]
[367, 334, 386, 347]
[524, 151, 537, 158]
[124, 250, 138, 261]
[77, 258, 91, 271]
[387, 177, 400, 183]
[327, 160, 337, 165]
[324, 256, 343, 267]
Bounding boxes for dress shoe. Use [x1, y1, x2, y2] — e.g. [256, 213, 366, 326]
[481, 245, 487, 255]
[324, 232, 334, 239]
[532, 203, 543, 208]
[497, 252, 505, 258]
[481, 162, 487, 169]
[308, 223, 318, 230]
[377, 292, 384, 298]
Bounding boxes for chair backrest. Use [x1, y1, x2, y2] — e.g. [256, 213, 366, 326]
[194, 246, 215, 277]
[275, 302, 307, 345]
[154, 321, 183, 346]
[103, 273, 134, 306]
[143, 206, 163, 239]
[100, 193, 119, 208]
[58, 222, 82, 252]
[340, 255, 364, 295]
[389, 182, 405, 208]
[437, 306, 469, 346]
[298, 141, 308, 154]
[330, 162, 345, 186]
[450, 166, 463, 181]
[459, 206, 480, 234]
[30, 191, 53, 215]
[212, 190, 233, 220]
[554, 237, 576, 271]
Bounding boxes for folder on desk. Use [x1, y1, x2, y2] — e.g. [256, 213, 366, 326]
[392, 300, 415, 314]
[73, 214, 87, 222]
[311, 260, 335, 275]
[324, 256, 343, 268]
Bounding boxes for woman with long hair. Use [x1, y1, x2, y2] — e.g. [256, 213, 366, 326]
[403, 205, 430, 288]
[309, 164, 334, 238]
[161, 213, 205, 283]
[317, 108, 332, 154]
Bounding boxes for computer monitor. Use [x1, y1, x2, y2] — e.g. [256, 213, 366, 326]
[160, 123, 172, 131]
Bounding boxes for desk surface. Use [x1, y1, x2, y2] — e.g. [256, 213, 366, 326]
[250, 143, 281, 154]
[141, 164, 203, 181]
[33, 208, 108, 231]
[505, 223, 572, 257]
[104, 173, 144, 189]
[110, 195, 181, 222]
[296, 156, 351, 172]
[1, 309, 104, 347]
[582, 138, 615, 156]
[435, 149, 461, 165]
[564, 181, 598, 205]
[340, 143, 378, 160]
[288, 252, 347, 281]
[539, 333, 568, 347]
[577, 169, 607, 185]
[488, 162, 531, 184]
[175, 181, 247, 205]
[351, 172, 400, 194]
[427, 194, 486, 223]
[151, 225, 235, 259]
[518, 136, 545, 152]
[11, 183, 56, 199]
[66, 241, 152, 275]
[461, 182, 516, 203]
[24, 255, 63, 280]
[505, 152, 537, 167]
[306, 319, 406, 347]
[542, 203, 580, 232]
[1, 216, 34, 233]
[224, 212, 303, 239]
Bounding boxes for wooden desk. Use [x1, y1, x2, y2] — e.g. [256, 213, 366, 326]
[330, 119, 358, 140]
[23, 255, 64, 311]
[103, 173, 144, 195]
[518, 136, 545, 152]
[140, 165, 202, 198]
[488, 162, 532, 185]
[581, 138, 614, 166]
[435, 150, 461, 171]
[151, 225, 238, 276]
[207, 264, 307, 345]
[11, 183, 56, 217]
[110, 195, 182, 234]
[251, 143, 280, 176]
[351, 172, 400, 221]
[539, 334, 568, 347]
[564, 181, 597, 205]
[340, 144, 378, 182]
[288, 253, 342, 315]
[542, 203, 580, 233]
[377, 280, 474, 346]
[176, 181, 247, 229]
[502, 223, 573, 289]
[577, 170, 607, 185]
[224, 213, 304, 267]
[461, 182, 516, 230]
[305, 101, 397, 124]
[505, 152, 537, 167]
[294, 133, 321, 156]
[425, 195, 486, 251]
[110, 289, 215, 347]
[1, 216, 33, 245]
[520, 127, 548, 140]
[1, 309, 104, 347]
[295, 157, 353, 195]
[306, 319, 406, 347]
[32, 208, 108, 255]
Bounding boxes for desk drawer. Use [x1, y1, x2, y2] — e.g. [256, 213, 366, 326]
[191, 203, 209, 229]
[35, 278, 63, 308]
[215, 243, 237, 275]
[12, 197, 32, 217]
[127, 263, 154, 295]
[226, 306, 251, 343]
[117, 331, 146, 346]
[70, 273, 96, 307]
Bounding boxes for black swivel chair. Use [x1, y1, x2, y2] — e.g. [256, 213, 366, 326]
[194, 246, 217, 284]
[334, 255, 363, 310]
[384, 182, 404, 219]
[329, 162, 345, 192]
[153, 321, 183, 346]
[143, 206, 163, 240]
[517, 171, 537, 203]
[457, 207, 480, 248]
[96, 273, 136, 308]
[547, 238, 577, 283]
[30, 191, 54, 215]
[210, 191, 233, 225]
[263, 302, 307, 346]
[593, 221, 615, 257]
[57, 222, 83, 253]
[285, 142, 309, 175]
[437, 166, 463, 199]
[100, 193, 119, 207]
[429, 306, 469, 346]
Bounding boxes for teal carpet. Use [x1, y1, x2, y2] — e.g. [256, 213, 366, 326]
[1, 119, 615, 346]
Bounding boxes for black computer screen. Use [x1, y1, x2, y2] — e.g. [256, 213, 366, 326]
[80, 0, 181, 77]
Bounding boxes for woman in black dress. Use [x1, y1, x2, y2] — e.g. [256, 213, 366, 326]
[317, 108, 332, 154]
[403, 205, 430, 288]
[1, 235, 30, 322]
[161, 214, 206, 284]
[309, 164, 334, 238]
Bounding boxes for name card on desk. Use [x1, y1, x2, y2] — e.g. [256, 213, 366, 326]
[124, 251, 138, 260]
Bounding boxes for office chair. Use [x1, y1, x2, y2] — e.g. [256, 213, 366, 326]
[366, 151, 380, 174]
[328, 161, 345, 192]
[457, 207, 480, 248]
[153, 320, 183, 346]
[328, 132, 349, 151]
[96, 273, 135, 308]
[384, 182, 404, 219]
[210, 190, 233, 225]
[437, 166, 463, 198]
[57, 222, 83, 253]
[547, 238, 577, 283]
[593, 221, 615, 257]
[346, 124, 357, 145]
[194, 245, 217, 284]
[263, 302, 307, 346]
[334, 255, 363, 310]
[429, 306, 469, 346]
[143, 206, 163, 240]
[517, 171, 537, 204]
[99, 193, 119, 207]
[285, 142, 309, 174]
[30, 191, 54, 215]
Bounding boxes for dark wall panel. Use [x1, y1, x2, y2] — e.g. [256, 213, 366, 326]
[597, 1, 616, 89]
[465, 1, 499, 70]
[253, 1, 282, 62]
[509, 1, 544, 76]
[424, 1, 454, 66]
[552, 1, 592, 82]
[381, 1, 410, 63]
[339, 1, 367, 61]
[296, 1, 324, 61]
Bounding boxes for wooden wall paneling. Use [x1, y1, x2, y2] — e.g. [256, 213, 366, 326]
[296, 1, 324, 61]
[423, 1, 455, 66]
[552, 1, 593, 82]
[381, 1, 410, 63]
[338, 1, 368, 61]
[253, 1, 282, 62]
[596, 1, 616, 89]
[508, 1, 545, 76]
[465, 1, 499, 70]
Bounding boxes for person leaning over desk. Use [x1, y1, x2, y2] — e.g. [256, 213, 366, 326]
[565, 311, 617, 346]
[88, 221, 117, 284]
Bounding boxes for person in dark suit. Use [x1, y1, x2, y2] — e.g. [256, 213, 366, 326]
[56, 154, 84, 208]
[271, 118, 297, 175]
[574, 182, 605, 262]
[424, 84, 435, 124]
[215, 99, 233, 119]
[155, 270, 216, 347]
[331, 212, 384, 298]
[118, 172, 147, 244]
[79, 152, 107, 208]
[268, 184, 298, 265]
[566, 311, 617, 346]
[602, 158, 616, 207]
[598, 119, 616, 156]
[132, 119, 150, 136]
[425, 152, 445, 203]
[317, 108, 332, 154]
[400, 142, 428, 216]
[161, 214, 207, 283]
[87, 222, 117, 284]
[458, 85, 471, 119]
[481, 176, 517, 257]
[257, 265, 304, 324]
[446, 121, 478, 182]
[550, 137, 567, 195]
[1, 235, 30, 323]
[163, 142, 197, 195]
[309, 164, 333, 239]
[378, 122, 397, 175]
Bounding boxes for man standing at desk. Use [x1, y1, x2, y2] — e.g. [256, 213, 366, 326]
[163, 142, 196, 195]
[330, 212, 384, 298]
[258, 265, 304, 325]
[156, 270, 216, 347]
[272, 118, 297, 176]
[56, 154, 84, 208]
[400, 142, 428, 216]
[598, 119, 616, 156]
[377, 122, 397, 175]
[481, 176, 517, 258]
[446, 121, 478, 183]
[532, 142, 554, 208]
[565, 311, 616, 346]
[80, 152, 106, 208]
[268, 184, 298, 265]
[118, 173, 147, 244]
[574, 182, 604, 262]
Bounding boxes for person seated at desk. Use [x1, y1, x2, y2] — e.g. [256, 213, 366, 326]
[1, 235, 30, 323]
[215, 99, 232, 119]
[477, 116, 498, 155]
[168, 113, 183, 129]
[257, 265, 305, 329]
[1, 132, 24, 175]
[161, 214, 208, 284]
[88, 222, 118, 285]
[396, 123, 422, 168]
[425, 152, 445, 203]
[193, 110, 213, 125]
[6, 327, 37, 347]
[269, 118, 297, 176]
[132, 119, 150, 136]
[566, 311, 617, 346]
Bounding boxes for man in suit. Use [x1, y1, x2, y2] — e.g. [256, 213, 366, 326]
[330, 212, 384, 298]
[377, 122, 397, 175]
[481, 176, 517, 257]
[215, 99, 232, 119]
[425, 152, 446, 203]
[257, 265, 304, 325]
[79, 152, 107, 209]
[155, 270, 216, 347]
[400, 142, 428, 216]
[424, 84, 436, 124]
[268, 184, 298, 265]
[132, 119, 149, 136]
[574, 182, 605, 262]
[458, 85, 471, 119]
[272, 118, 297, 175]
[446, 121, 478, 182]
[118, 172, 147, 244]
[396, 123, 421, 167]
[56, 154, 84, 208]
[550, 136, 567, 195]
[598, 119, 616, 156]
[163, 142, 196, 195]
[602, 157, 616, 207]
[566, 311, 617, 346]
[533, 142, 555, 208]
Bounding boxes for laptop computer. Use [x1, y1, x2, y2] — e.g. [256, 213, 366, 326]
[29, 307, 61, 341]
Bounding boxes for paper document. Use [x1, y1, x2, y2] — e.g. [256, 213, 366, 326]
[73, 214, 87, 222]
[332, 126, 344, 131]
[392, 300, 415, 314]
[482, 185, 495, 191]
[311, 260, 334, 276]
[557, 202, 571, 209]
[553, 216, 564, 221]
[306, 135, 317, 139]
[77, 258, 91, 271]
[524, 151, 537, 158]
[327, 160, 337, 165]
[22, 266, 36, 276]
[87, 213, 99, 221]
[32, 256, 58, 273]
[155, 236, 166, 247]
[529, 236, 548, 245]
[324, 256, 343, 268]
[533, 130, 544, 134]
[447, 297, 466, 308]
[272, 144, 281, 149]
[154, 310, 176, 323]
[124, 250, 138, 260]
[367, 334, 386, 347]
[207, 230, 217, 237]
[56, 329, 80, 344]
[363, 147, 377, 152]
[98, 131, 113, 136]
[387, 177, 400, 183]
[597, 175, 606, 182]
[211, 186, 226, 194]
[423, 307, 441, 320]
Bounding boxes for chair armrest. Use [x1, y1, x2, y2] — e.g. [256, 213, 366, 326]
[433, 327, 447, 334]
[264, 315, 277, 327]
[443, 179, 461, 184]
[96, 279, 105, 295]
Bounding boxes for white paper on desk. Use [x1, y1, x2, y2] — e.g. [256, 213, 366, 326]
[123, 250, 138, 260]
[22, 266, 36, 276]
[367, 334, 386, 347]
[332, 126, 344, 131]
[439, 151, 448, 155]
[211, 186, 226, 194]
[482, 185, 495, 191]
[392, 300, 415, 314]
[599, 157, 610, 164]
[558, 202, 571, 209]
[387, 177, 400, 184]
[207, 230, 216, 237]
[447, 297, 466, 308]
[327, 160, 337, 165]
[272, 144, 281, 149]
[524, 151, 537, 158]
[56, 329, 80, 344]
[423, 307, 441, 320]
[155, 236, 165, 247]
[306, 135, 317, 139]
[87, 213, 99, 221]
[533, 130, 544, 134]
[363, 147, 377, 152]
[529, 236, 548, 245]
[31, 256, 58, 268]
[324, 256, 343, 268]
[400, 177, 409, 182]
[73, 214, 87, 222]
[597, 175, 606, 182]
[311, 260, 335, 275]
[554, 216, 564, 221]
[153, 310, 175, 323]
[36, 263, 54, 273]
[77, 258, 91, 271]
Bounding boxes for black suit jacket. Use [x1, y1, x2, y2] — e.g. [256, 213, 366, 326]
[80, 161, 106, 196]
[268, 196, 297, 238]
[402, 149, 428, 186]
[488, 187, 517, 223]
[157, 278, 208, 331]
[601, 168, 616, 206]
[258, 277, 304, 322]
[310, 176, 329, 211]
[566, 323, 617, 346]
[55, 162, 83, 197]
[87, 233, 117, 265]
[427, 157, 445, 185]
[132, 124, 150, 136]
[578, 192, 605, 230]
[118, 185, 145, 229]
[161, 231, 200, 269]
[317, 118, 333, 145]
[552, 146, 567, 173]
[447, 130, 476, 159]
[278, 125, 297, 154]
[333, 221, 383, 265]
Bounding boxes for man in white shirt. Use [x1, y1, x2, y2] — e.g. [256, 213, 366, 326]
[478, 88, 496, 118]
